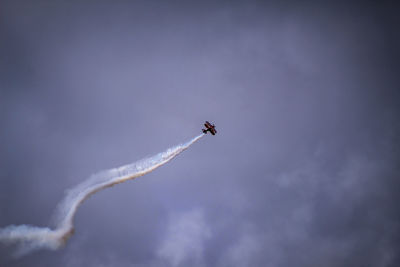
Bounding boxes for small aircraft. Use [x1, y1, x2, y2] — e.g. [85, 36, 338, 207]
[202, 121, 217, 135]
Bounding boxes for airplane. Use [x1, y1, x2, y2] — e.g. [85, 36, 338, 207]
[202, 121, 217, 135]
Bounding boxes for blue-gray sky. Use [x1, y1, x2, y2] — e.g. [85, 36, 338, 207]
[1, 1, 399, 266]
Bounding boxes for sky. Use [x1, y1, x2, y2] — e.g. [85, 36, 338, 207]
[1, 0, 399, 266]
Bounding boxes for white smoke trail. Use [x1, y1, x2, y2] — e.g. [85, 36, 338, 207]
[0, 134, 203, 256]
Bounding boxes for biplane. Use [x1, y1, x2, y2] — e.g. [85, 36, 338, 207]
[202, 121, 217, 135]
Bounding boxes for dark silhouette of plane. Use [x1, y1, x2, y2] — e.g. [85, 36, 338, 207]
[202, 121, 217, 135]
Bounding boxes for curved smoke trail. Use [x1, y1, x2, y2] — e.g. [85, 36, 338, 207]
[0, 134, 203, 256]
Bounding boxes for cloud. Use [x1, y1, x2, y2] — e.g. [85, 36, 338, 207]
[217, 224, 261, 267]
[1, 1, 399, 266]
[157, 209, 211, 267]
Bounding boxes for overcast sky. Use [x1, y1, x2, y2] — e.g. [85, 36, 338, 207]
[1, 1, 399, 266]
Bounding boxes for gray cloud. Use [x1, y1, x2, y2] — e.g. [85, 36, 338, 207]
[157, 208, 210, 267]
[1, 0, 399, 266]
